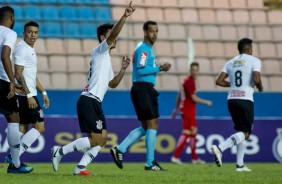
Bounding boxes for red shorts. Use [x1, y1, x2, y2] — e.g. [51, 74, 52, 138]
[182, 114, 197, 130]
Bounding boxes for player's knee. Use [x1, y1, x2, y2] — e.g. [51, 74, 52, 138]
[244, 132, 250, 140]
[100, 136, 107, 147]
[6, 113, 20, 123]
[38, 127, 45, 134]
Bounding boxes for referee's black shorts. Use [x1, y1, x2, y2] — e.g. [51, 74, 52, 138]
[0, 79, 19, 117]
[228, 99, 254, 134]
[131, 82, 159, 121]
[77, 95, 106, 134]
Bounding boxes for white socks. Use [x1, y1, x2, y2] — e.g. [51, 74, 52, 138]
[7, 123, 20, 168]
[236, 141, 246, 166]
[20, 128, 41, 156]
[219, 132, 245, 153]
[74, 145, 102, 173]
[62, 137, 91, 155]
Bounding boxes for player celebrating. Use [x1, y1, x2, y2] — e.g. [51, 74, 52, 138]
[171, 62, 212, 164]
[5, 21, 50, 165]
[51, 1, 135, 176]
[111, 20, 171, 171]
[0, 6, 33, 174]
[212, 38, 263, 171]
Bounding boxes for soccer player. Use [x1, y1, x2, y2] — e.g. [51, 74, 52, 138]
[0, 6, 33, 174]
[5, 21, 50, 165]
[51, 1, 135, 176]
[212, 38, 263, 171]
[110, 20, 171, 171]
[171, 62, 212, 164]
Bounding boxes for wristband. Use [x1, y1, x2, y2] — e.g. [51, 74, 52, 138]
[27, 93, 33, 98]
[42, 91, 47, 96]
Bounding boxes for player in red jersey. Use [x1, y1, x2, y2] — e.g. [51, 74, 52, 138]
[171, 62, 212, 164]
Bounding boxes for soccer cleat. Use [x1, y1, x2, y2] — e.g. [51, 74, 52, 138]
[192, 158, 206, 164]
[145, 161, 166, 171]
[5, 154, 12, 164]
[73, 169, 93, 176]
[7, 163, 34, 174]
[211, 145, 222, 167]
[171, 157, 183, 164]
[236, 165, 252, 172]
[51, 146, 63, 172]
[110, 146, 123, 169]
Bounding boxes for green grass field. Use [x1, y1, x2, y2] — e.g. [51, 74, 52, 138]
[1, 163, 282, 184]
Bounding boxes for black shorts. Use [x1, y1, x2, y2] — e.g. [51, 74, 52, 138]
[18, 95, 44, 124]
[228, 99, 254, 134]
[131, 82, 159, 121]
[77, 95, 106, 134]
[0, 79, 19, 117]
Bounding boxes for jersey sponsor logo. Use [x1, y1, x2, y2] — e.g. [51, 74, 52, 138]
[230, 90, 245, 97]
[233, 59, 245, 68]
[272, 128, 282, 163]
[139, 52, 148, 66]
[96, 120, 103, 130]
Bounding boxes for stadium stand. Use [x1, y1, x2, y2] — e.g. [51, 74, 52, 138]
[0, 0, 281, 91]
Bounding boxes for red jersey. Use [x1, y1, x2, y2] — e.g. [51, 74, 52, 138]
[180, 76, 196, 118]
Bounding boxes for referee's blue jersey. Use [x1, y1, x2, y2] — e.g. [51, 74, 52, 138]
[132, 41, 161, 86]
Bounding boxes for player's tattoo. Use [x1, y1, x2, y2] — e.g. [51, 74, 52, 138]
[15, 65, 30, 94]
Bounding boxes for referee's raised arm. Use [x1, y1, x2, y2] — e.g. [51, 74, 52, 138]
[106, 1, 135, 46]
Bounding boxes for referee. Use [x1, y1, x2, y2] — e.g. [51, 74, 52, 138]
[111, 20, 171, 171]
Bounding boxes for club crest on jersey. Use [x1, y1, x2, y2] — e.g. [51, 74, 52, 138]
[96, 120, 103, 130]
[38, 109, 44, 118]
[139, 52, 148, 66]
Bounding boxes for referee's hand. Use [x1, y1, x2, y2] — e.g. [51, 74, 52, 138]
[121, 56, 131, 69]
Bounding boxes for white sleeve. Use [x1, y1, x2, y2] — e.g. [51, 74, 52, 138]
[221, 62, 228, 73]
[3, 31, 17, 49]
[253, 59, 261, 72]
[91, 40, 110, 56]
[14, 46, 27, 66]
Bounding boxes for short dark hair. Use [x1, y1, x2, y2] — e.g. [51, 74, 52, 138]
[190, 62, 199, 68]
[24, 21, 39, 31]
[143, 20, 157, 31]
[97, 23, 114, 43]
[237, 38, 253, 54]
[0, 6, 14, 22]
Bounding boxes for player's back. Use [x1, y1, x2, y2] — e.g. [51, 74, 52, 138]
[0, 25, 17, 82]
[225, 54, 261, 101]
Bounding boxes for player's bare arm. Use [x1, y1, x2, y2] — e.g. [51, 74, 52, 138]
[253, 71, 263, 92]
[1, 45, 15, 99]
[216, 72, 231, 87]
[171, 91, 181, 119]
[36, 77, 50, 108]
[109, 56, 130, 88]
[106, 1, 135, 46]
[191, 94, 212, 106]
[15, 64, 38, 109]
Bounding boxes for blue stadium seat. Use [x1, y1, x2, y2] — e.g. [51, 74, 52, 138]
[12, 5, 23, 19]
[76, 0, 109, 5]
[24, 6, 41, 20]
[77, 6, 94, 20]
[13, 21, 24, 37]
[59, 6, 77, 20]
[57, 0, 76, 4]
[80, 23, 97, 38]
[41, 0, 57, 3]
[43, 22, 62, 37]
[94, 7, 112, 21]
[62, 23, 80, 38]
[42, 6, 59, 20]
